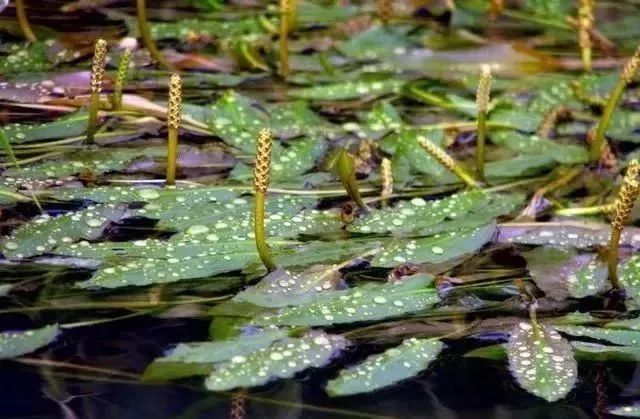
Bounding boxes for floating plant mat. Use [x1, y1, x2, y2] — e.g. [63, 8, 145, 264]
[5, 0, 640, 416]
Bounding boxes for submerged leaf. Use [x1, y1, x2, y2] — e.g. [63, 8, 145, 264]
[1, 204, 129, 259]
[253, 273, 439, 327]
[326, 338, 443, 396]
[522, 247, 607, 300]
[0, 325, 59, 359]
[506, 321, 577, 402]
[204, 331, 347, 391]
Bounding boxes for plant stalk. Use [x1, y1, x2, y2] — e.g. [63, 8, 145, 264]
[417, 137, 479, 188]
[16, 0, 36, 41]
[475, 66, 492, 182]
[279, 0, 291, 77]
[590, 46, 640, 162]
[87, 39, 107, 144]
[136, 0, 175, 70]
[110, 48, 131, 110]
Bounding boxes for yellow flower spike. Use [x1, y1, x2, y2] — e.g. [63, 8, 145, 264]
[110, 48, 132, 110]
[377, 0, 392, 24]
[608, 160, 640, 289]
[16, 0, 36, 41]
[136, 0, 175, 70]
[475, 65, 492, 182]
[417, 137, 480, 188]
[279, 0, 291, 77]
[578, 0, 594, 72]
[253, 128, 277, 272]
[87, 38, 108, 144]
[380, 157, 393, 204]
[166, 73, 182, 186]
[590, 45, 640, 162]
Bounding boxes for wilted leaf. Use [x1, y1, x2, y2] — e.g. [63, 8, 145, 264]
[522, 247, 607, 300]
[326, 338, 443, 396]
[0, 325, 59, 359]
[506, 321, 577, 402]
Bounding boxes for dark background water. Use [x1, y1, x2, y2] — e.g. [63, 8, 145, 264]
[1, 315, 638, 419]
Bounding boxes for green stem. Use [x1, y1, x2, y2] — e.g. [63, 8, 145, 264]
[476, 111, 487, 181]
[166, 127, 178, 186]
[279, 1, 290, 77]
[554, 203, 613, 216]
[136, 0, 175, 70]
[607, 228, 622, 290]
[254, 191, 277, 271]
[86, 90, 100, 144]
[590, 80, 627, 162]
[16, 0, 37, 41]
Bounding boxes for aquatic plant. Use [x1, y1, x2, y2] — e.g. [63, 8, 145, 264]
[165, 73, 182, 186]
[253, 128, 276, 272]
[475, 66, 491, 182]
[87, 39, 107, 144]
[110, 48, 131, 110]
[136, 0, 174, 70]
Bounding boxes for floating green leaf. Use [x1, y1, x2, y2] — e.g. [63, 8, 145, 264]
[372, 223, 496, 267]
[490, 131, 588, 165]
[499, 223, 640, 249]
[554, 325, 640, 346]
[0, 325, 59, 359]
[605, 317, 640, 331]
[609, 404, 640, 417]
[253, 273, 439, 327]
[1, 204, 129, 259]
[290, 79, 405, 101]
[620, 256, 640, 304]
[506, 321, 577, 402]
[326, 338, 443, 396]
[204, 331, 347, 391]
[0, 110, 88, 144]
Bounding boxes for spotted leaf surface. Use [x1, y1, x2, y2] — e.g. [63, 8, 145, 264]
[0, 325, 59, 359]
[490, 131, 588, 165]
[372, 222, 496, 267]
[609, 404, 640, 417]
[507, 322, 577, 402]
[49, 185, 238, 205]
[554, 325, 640, 346]
[522, 247, 607, 300]
[204, 331, 347, 391]
[571, 341, 640, 362]
[1, 204, 129, 259]
[0, 42, 54, 74]
[150, 17, 265, 40]
[234, 266, 343, 308]
[498, 223, 640, 249]
[206, 91, 267, 153]
[75, 240, 258, 289]
[290, 79, 405, 101]
[0, 110, 88, 144]
[326, 338, 443, 396]
[268, 102, 338, 139]
[620, 256, 640, 304]
[252, 273, 439, 327]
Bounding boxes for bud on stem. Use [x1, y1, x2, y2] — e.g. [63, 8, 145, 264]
[166, 73, 182, 186]
[253, 129, 277, 272]
[87, 39, 107, 144]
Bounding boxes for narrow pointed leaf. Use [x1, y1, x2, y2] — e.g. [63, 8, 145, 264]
[0, 325, 59, 359]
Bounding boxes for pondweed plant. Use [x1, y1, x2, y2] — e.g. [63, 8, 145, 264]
[87, 39, 107, 144]
[417, 137, 479, 188]
[253, 128, 276, 272]
[475, 66, 491, 182]
[110, 48, 131, 110]
[590, 45, 640, 162]
[5, 1, 640, 416]
[608, 160, 640, 289]
[15, 0, 36, 41]
[165, 73, 182, 186]
[380, 157, 392, 204]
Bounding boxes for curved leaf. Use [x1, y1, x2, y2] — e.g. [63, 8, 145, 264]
[326, 338, 443, 396]
[555, 325, 640, 346]
[252, 273, 439, 327]
[0, 325, 59, 359]
[507, 321, 577, 402]
[204, 331, 347, 391]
